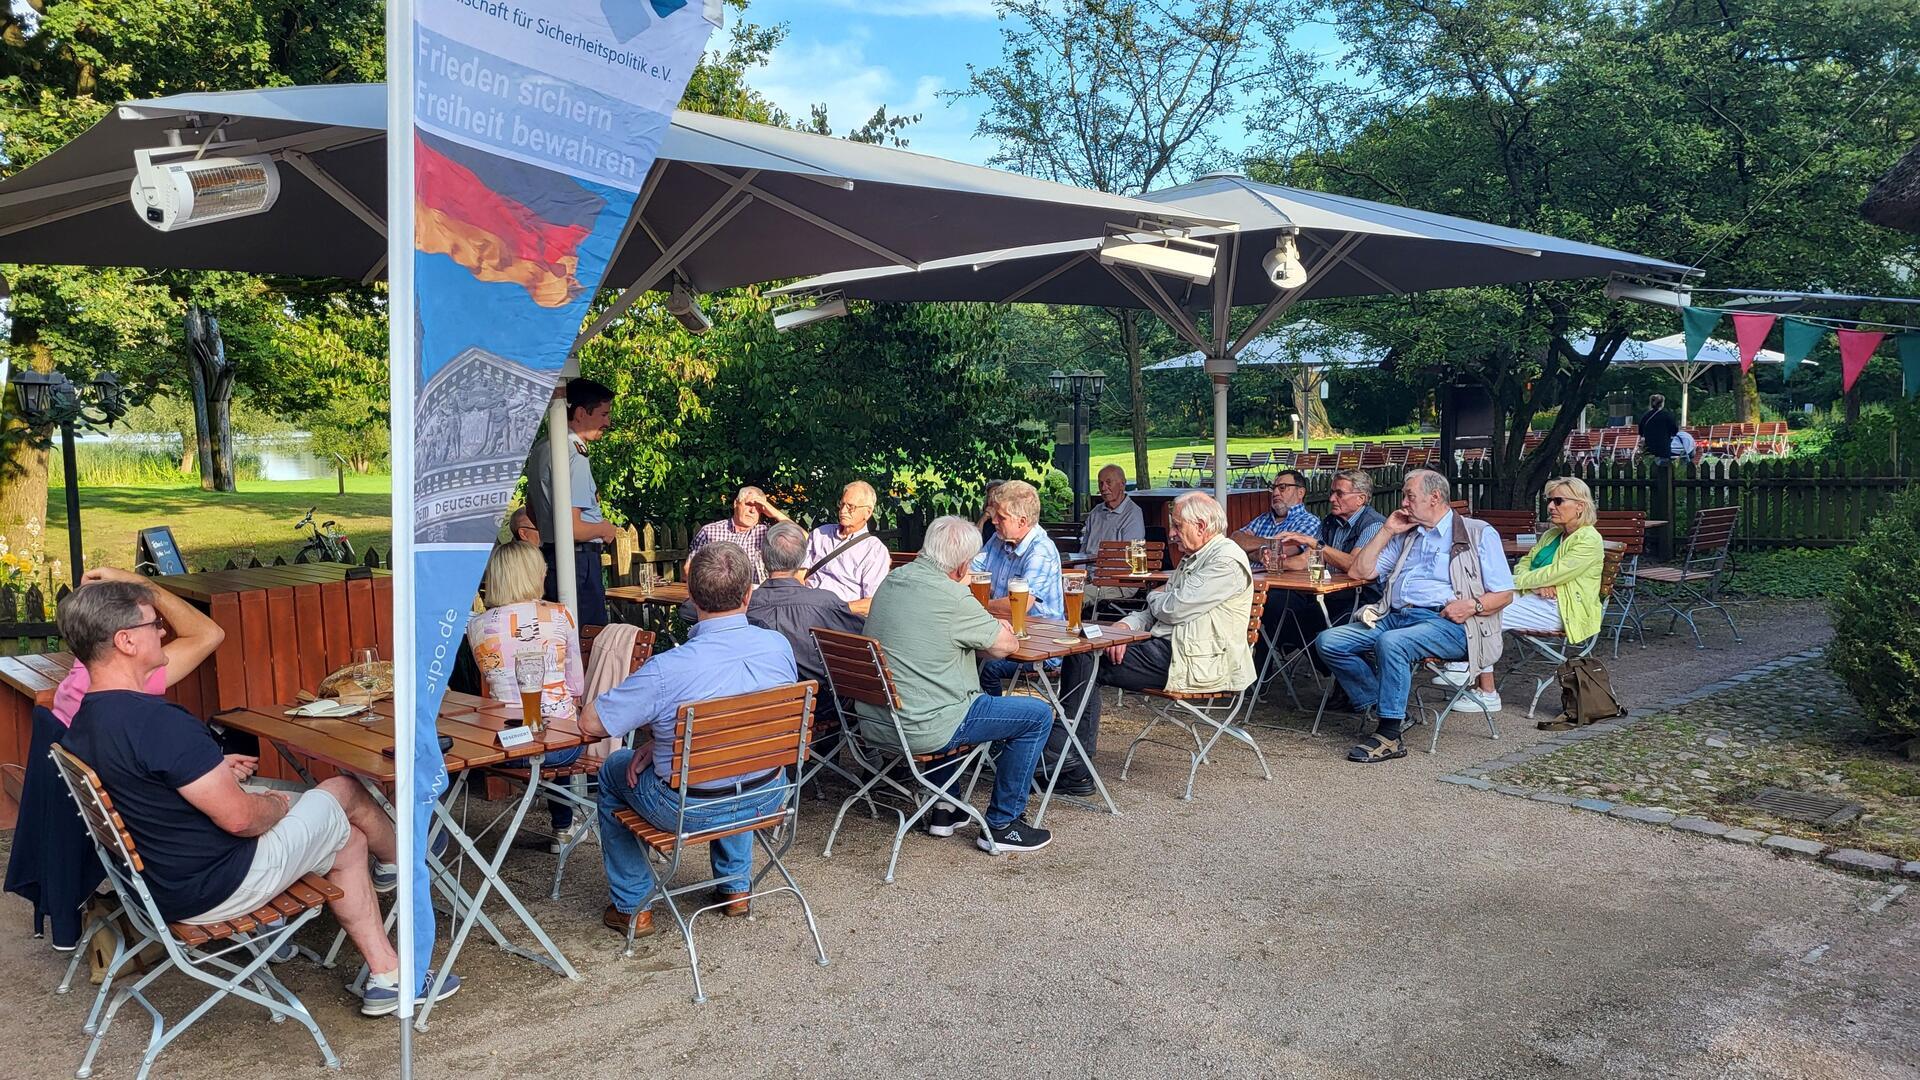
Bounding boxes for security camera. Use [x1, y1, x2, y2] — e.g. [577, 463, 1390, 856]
[129, 146, 280, 232]
[1262, 234, 1308, 290]
[773, 294, 849, 333]
[666, 283, 711, 335]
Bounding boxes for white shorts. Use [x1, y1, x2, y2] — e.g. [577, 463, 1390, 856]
[187, 788, 351, 924]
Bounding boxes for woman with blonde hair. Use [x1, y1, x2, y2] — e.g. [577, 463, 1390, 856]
[1448, 476, 1606, 719]
[467, 540, 587, 846]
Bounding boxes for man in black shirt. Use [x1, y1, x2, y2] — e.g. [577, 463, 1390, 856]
[56, 579, 457, 1016]
[1639, 393, 1680, 461]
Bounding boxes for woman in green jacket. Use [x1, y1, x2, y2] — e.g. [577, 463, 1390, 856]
[1451, 476, 1605, 714]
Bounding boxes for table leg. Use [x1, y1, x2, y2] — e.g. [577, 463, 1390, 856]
[1029, 658, 1121, 827]
[415, 750, 580, 1032]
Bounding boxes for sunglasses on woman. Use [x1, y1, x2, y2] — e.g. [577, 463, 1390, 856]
[1545, 496, 1579, 507]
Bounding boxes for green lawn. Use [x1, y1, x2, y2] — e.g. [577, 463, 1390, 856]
[1087, 431, 1425, 488]
[45, 474, 394, 574]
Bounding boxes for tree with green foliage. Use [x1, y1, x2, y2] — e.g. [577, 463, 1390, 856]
[957, 0, 1314, 486]
[1254, 0, 1920, 507]
[1829, 484, 1920, 750]
[581, 288, 1048, 529]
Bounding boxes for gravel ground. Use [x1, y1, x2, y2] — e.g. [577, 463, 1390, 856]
[5, 598, 1916, 1080]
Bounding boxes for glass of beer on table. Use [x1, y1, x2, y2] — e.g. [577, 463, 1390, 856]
[513, 646, 546, 733]
[1008, 575, 1031, 638]
[969, 571, 993, 608]
[1127, 539, 1147, 576]
[1063, 571, 1085, 634]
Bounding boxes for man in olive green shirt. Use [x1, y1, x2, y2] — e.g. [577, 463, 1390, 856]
[858, 516, 1056, 853]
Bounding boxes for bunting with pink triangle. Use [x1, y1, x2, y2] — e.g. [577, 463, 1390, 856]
[1836, 328, 1885, 393]
[1729, 313, 1777, 374]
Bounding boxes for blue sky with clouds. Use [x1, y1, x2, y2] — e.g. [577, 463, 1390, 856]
[731, 1, 1348, 171]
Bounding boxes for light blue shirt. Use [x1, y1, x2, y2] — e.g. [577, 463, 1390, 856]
[524, 433, 604, 541]
[1374, 511, 1515, 610]
[969, 524, 1065, 621]
[592, 614, 798, 782]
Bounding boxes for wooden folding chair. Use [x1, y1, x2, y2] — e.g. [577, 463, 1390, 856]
[1119, 583, 1270, 800]
[48, 745, 343, 1079]
[1636, 504, 1743, 648]
[1500, 543, 1625, 716]
[809, 629, 995, 883]
[1088, 540, 1166, 621]
[1474, 509, 1538, 543]
[607, 682, 828, 1003]
[1593, 510, 1648, 655]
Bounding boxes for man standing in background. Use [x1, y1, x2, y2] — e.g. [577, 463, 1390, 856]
[525, 378, 620, 624]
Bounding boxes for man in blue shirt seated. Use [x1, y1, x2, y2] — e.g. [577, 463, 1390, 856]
[1314, 469, 1515, 764]
[582, 542, 798, 936]
[56, 579, 457, 1016]
[969, 479, 1065, 697]
[1232, 469, 1322, 567]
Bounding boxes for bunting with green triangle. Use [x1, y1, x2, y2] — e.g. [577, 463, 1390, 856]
[1681, 306, 1723, 362]
[1900, 332, 1920, 399]
[1781, 317, 1825, 379]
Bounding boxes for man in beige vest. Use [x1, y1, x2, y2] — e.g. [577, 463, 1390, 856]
[1052, 491, 1255, 793]
[1315, 469, 1515, 763]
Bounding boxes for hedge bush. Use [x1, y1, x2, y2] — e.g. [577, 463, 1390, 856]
[1828, 484, 1920, 743]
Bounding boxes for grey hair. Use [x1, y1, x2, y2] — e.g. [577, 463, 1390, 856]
[841, 479, 877, 507]
[1335, 468, 1374, 498]
[762, 521, 809, 574]
[688, 542, 753, 612]
[919, 515, 984, 574]
[58, 580, 156, 665]
[1097, 463, 1126, 482]
[986, 479, 1041, 523]
[735, 485, 767, 504]
[1406, 468, 1451, 501]
[1170, 491, 1228, 538]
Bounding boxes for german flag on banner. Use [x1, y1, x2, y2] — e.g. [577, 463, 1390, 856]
[414, 131, 607, 307]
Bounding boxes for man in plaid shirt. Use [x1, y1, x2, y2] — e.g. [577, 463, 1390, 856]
[689, 486, 791, 583]
[1233, 469, 1321, 569]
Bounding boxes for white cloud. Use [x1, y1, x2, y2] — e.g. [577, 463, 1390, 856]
[752, 33, 993, 166]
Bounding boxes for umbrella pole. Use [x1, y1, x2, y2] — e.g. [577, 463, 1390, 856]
[548, 394, 578, 614]
[1210, 363, 1231, 508]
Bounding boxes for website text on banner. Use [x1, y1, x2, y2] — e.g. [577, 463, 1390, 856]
[398, 0, 718, 1012]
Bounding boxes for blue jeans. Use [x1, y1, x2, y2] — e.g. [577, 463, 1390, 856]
[924, 693, 1053, 829]
[1314, 607, 1468, 723]
[595, 751, 790, 915]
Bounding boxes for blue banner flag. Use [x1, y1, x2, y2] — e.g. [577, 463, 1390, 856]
[391, 0, 715, 1024]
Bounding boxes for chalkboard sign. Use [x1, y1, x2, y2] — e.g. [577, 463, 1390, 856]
[137, 526, 188, 576]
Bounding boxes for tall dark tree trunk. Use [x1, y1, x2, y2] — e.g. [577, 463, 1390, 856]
[185, 305, 238, 492]
[1485, 312, 1629, 510]
[1118, 309, 1151, 487]
[1734, 370, 1759, 423]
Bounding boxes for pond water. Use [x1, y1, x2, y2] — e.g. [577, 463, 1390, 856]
[78, 433, 338, 481]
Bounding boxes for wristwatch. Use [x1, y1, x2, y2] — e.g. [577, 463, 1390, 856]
[1472, 597, 1485, 615]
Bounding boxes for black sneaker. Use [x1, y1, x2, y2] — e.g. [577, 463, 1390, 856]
[1052, 774, 1096, 798]
[977, 818, 1052, 854]
[926, 802, 964, 838]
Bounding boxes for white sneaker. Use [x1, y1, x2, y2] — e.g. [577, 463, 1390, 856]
[547, 822, 590, 854]
[1452, 688, 1502, 714]
[1430, 664, 1472, 688]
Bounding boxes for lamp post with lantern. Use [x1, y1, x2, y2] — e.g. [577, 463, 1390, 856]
[8, 368, 127, 586]
[1048, 368, 1107, 520]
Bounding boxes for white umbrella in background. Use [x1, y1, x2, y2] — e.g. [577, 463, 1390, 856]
[1146, 320, 1389, 454]
[1569, 332, 1796, 425]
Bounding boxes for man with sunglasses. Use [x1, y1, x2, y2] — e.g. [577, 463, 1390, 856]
[1232, 469, 1321, 566]
[1262, 469, 1387, 655]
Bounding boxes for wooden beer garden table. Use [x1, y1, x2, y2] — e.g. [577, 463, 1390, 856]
[217, 688, 586, 1030]
[605, 581, 691, 644]
[1001, 616, 1150, 826]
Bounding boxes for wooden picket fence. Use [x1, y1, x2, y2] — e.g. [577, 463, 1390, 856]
[1453, 457, 1917, 549]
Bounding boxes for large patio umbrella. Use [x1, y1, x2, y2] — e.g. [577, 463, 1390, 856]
[1568, 332, 1796, 425]
[776, 170, 1696, 504]
[1146, 321, 1388, 454]
[0, 82, 1225, 595]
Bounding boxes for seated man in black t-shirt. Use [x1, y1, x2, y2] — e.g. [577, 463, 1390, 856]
[56, 579, 459, 1017]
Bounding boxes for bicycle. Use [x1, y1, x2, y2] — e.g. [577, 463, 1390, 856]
[293, 506, 356, 564]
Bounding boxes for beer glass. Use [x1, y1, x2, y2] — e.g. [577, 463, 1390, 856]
[969, 572, 993, 608]
[1008, 576, 1031, 638]
[1127, 539, 1147, 576]
[514, 646, 546, 733]
[1263, 537, 1285, 571]
[1306, 546, 1326, 584]
[1063, 573, 1085, 633]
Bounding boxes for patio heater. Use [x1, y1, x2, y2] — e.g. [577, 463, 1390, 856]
[8, 367, 127, 586]
[1049, 368, 1107, 519]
